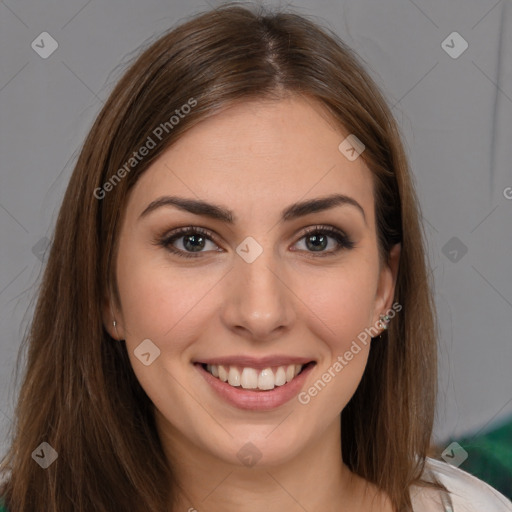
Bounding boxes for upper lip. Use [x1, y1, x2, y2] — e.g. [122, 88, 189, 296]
[195, 355, 315, 370]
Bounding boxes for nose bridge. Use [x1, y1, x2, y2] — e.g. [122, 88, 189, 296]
[222, 238, 294, 338]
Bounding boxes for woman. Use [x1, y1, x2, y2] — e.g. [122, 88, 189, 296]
[1, 4, 510, 511]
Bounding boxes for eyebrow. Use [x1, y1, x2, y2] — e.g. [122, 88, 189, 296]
[139, 193, 367, 225]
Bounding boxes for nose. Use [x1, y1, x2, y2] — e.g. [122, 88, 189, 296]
[220, 248, 295, 342]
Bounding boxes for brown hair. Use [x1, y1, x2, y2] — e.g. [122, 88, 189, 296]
[0, 3, 443, 511]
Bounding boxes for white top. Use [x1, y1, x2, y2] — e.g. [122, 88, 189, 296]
[410, 457, 512, 511]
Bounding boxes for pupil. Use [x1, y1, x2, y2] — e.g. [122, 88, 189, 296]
[184, 234, 205, 252]
[306, 233, 327, 251]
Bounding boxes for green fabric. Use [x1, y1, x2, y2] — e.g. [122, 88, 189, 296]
[454, 414, 512, 499]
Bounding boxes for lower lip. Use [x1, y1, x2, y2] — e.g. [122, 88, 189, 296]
[195, 363, 316, 411]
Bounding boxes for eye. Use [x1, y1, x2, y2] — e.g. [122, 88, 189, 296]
[292, 225, 355, 257]
[154, 225, 355, 259]
[155, 227, 221, 259]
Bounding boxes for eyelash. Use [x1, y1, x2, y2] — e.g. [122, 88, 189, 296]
[154, 225, 355, 259]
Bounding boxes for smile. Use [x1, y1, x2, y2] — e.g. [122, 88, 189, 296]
[202, 363, 308, 391]
[194, 358, 317, 411]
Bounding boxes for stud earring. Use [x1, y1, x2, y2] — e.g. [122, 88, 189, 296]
[113, 320, 117, 327]
[377, 314, 391, 339]
[379, 314, 390, 330]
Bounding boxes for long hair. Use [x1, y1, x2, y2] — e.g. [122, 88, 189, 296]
[0, 4, 442, 511]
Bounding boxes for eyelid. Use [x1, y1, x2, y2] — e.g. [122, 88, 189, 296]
[292, 225, 355, 255]
[154, 224, 354, 258]
[152, 226, 222, 257]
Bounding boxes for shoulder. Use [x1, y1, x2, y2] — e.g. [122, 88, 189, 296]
[410, 457, 512, 512]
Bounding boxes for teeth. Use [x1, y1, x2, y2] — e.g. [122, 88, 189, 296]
[218, 365, 228, 382]
[275, 366, 286, 386]
[204, 363, 305, 390]
[228, 366, 241, 387]
[258, 368, 274, 390]
[240, 367, 258, 389]
[285, 364, 295, 382]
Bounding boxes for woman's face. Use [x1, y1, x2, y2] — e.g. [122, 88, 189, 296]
[105, 96, 400, 468]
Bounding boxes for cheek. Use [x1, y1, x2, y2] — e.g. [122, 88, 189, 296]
[116, 248, 219, 351]
[297, 303, 373, 418]
[291, 263, 377, 409]
[295, 261, 378, 346]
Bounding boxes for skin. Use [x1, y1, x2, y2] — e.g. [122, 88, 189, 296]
[104, 95, 400, 511]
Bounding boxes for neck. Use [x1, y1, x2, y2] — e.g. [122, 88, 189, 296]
[157, 415, 382, 512]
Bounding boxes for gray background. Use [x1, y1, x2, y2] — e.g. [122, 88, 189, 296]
[1, 0, 511, 461]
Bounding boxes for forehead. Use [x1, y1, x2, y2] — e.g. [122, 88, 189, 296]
[126, 96, 375, 226]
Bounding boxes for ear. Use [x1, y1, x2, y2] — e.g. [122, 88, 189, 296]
[372, 243, 401, 326]
[101, 292, 125, 340]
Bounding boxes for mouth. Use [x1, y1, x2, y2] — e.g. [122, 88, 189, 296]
[193, 358, 317, 411]
[199, 361, 315, 391]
